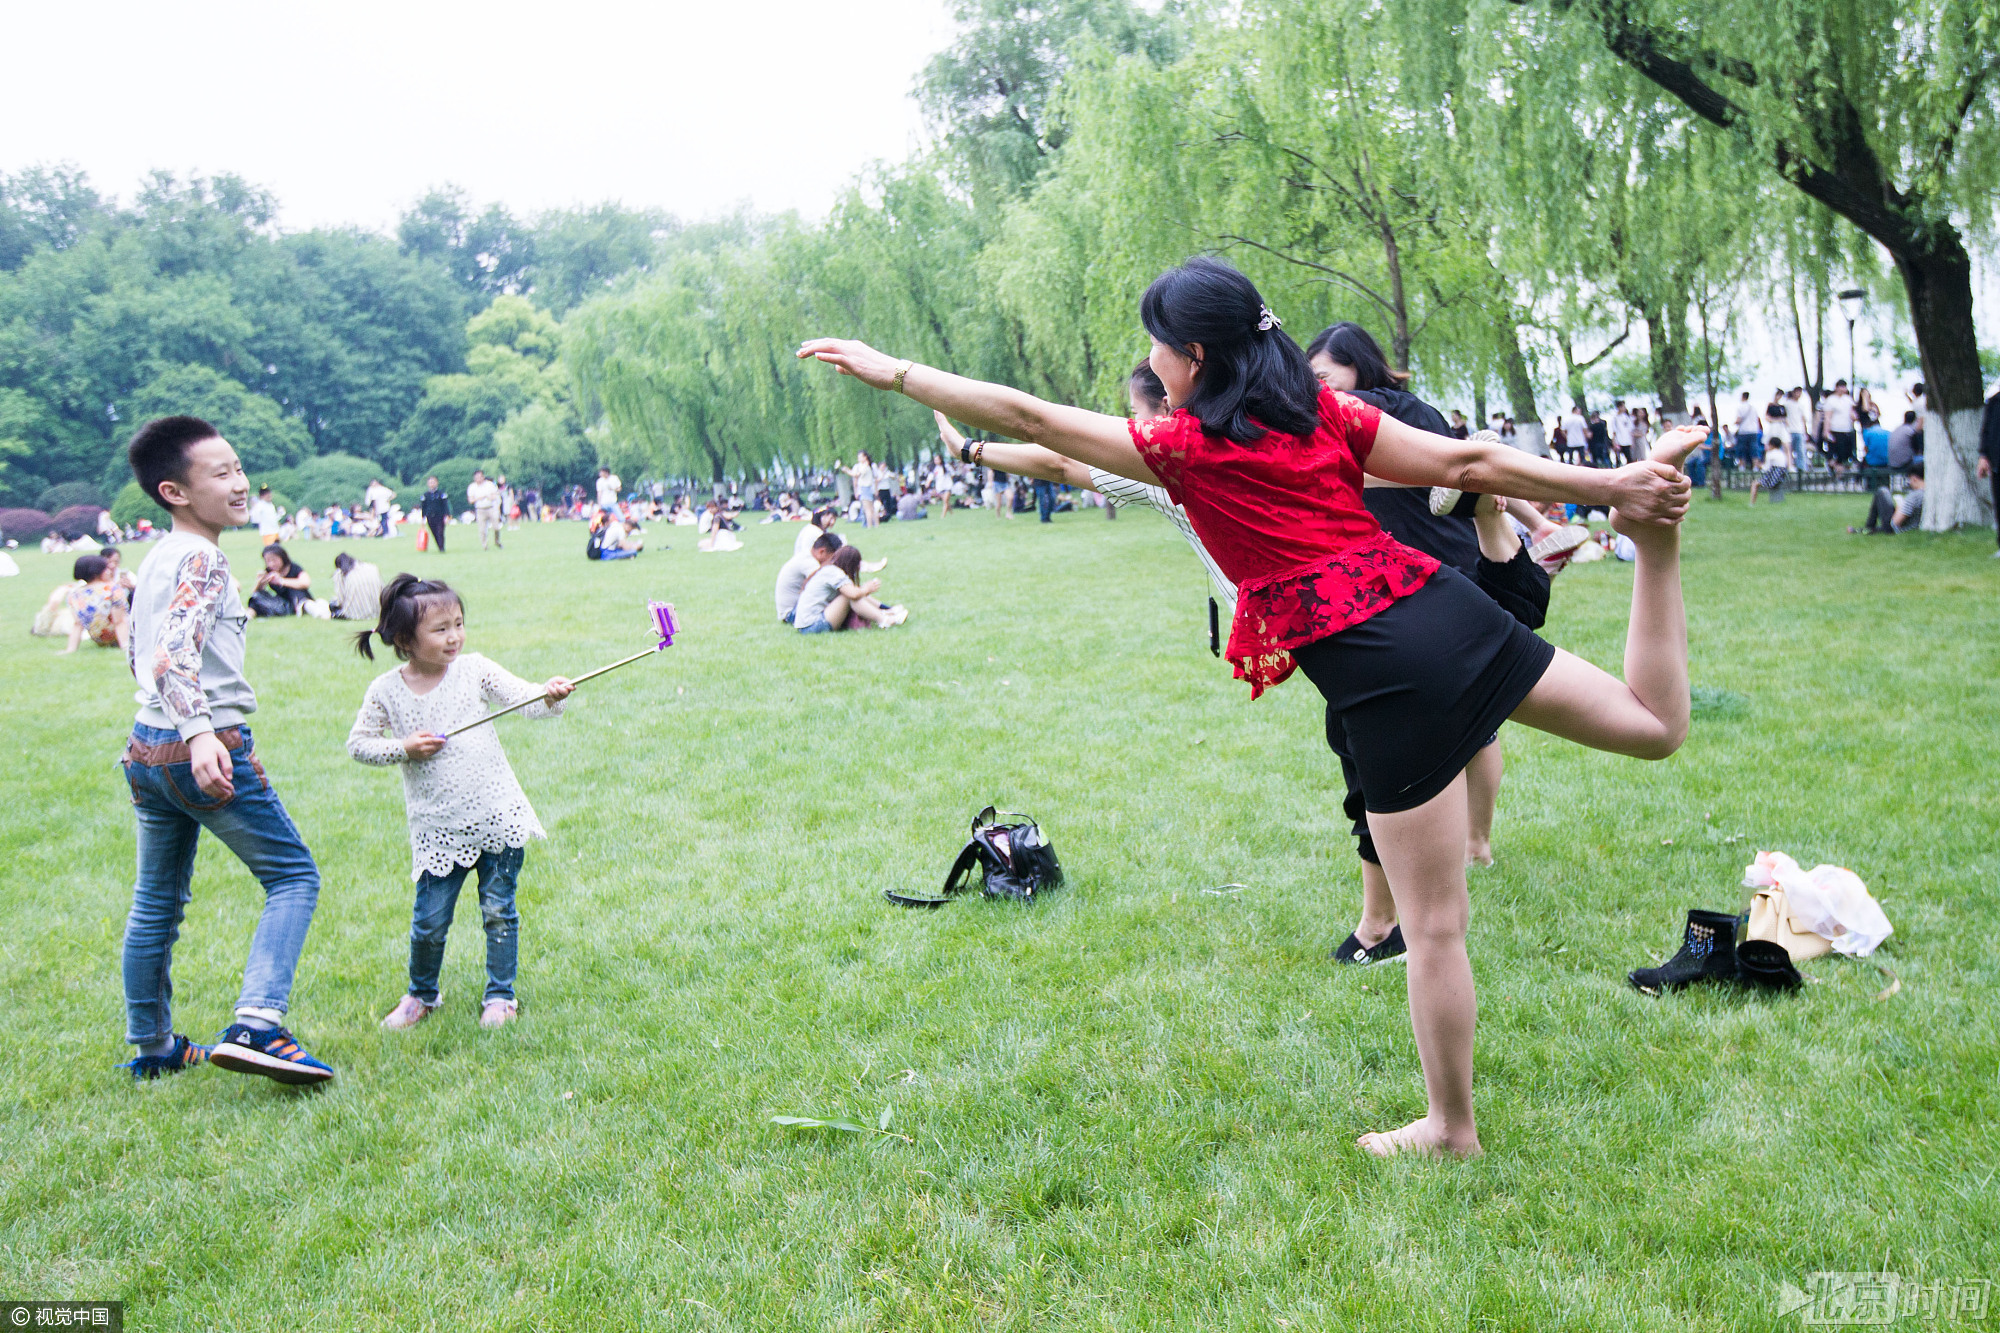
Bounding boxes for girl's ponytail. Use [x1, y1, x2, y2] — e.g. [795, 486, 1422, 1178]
[356, 573, 459, 662]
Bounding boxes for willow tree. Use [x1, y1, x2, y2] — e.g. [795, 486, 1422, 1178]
[980, 42, 1202, 412]
[790, 165, 1016, 461]
[564, 250, 772, 486]
[1501, 0, 1998, 527]
[984, 11, 1526, 423]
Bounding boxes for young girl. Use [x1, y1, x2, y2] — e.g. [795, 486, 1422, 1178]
[346, 575, 573, 1030]
[1750, 433, 1792, 505]
[802, 256, 1703, 1158]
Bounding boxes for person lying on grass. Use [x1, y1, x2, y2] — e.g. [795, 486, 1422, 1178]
[802, 255, 1705, 1159]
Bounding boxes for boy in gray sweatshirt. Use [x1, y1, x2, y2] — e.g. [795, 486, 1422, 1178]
[119, 415, 333, 1085]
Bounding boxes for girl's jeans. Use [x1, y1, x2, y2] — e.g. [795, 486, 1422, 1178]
[408, 846, 522, 1004]
[121, 724, 321, 1046]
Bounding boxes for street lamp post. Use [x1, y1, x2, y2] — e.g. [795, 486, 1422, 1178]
[1838, 288, 1866, 388]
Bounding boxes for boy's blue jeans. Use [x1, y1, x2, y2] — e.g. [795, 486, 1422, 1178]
[408, 846, 522, 1005]
[121, 724, 320, 1046]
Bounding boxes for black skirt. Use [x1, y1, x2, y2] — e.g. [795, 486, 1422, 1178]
[1291, 564, 1556, 815]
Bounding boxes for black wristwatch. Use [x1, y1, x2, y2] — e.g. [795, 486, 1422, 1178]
[958, 442, 972, 463]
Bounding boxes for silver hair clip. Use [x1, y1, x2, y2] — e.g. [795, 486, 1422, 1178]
[1257, 305, 1282, 331]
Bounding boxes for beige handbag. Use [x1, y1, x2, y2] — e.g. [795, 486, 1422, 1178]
[1746, 885, 1833, 962]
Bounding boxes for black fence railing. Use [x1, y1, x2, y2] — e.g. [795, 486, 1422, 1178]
[1707, 466, 1891, 494]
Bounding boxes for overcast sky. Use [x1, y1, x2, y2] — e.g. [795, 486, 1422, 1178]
[3, 0, 953, 231]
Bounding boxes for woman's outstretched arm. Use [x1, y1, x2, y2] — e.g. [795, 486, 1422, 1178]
[803, 339, 1158, 485]
[1365, 413, 1704, 526]
[935, 412, 1096, 489]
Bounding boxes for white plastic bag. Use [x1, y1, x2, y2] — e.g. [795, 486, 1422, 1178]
[1743, 851, 1893, 957]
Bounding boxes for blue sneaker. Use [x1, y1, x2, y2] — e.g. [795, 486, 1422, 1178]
[120, 1034, 212, 1081]
[209, 1024, 334, 1086]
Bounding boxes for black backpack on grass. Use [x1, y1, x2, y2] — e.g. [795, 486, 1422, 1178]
[886, 806, 1063, 907]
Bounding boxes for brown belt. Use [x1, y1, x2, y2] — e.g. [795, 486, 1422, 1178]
[123, 726, 249, 768]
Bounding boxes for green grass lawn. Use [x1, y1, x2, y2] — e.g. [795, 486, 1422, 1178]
[2, 494, 1996, 1331]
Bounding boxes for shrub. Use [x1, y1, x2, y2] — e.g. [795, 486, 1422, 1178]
[50, 504, 106, 538]
[111, 481, 170, 530]
[0, 508, 53, 543]
[288, 454, 390, 510]
[37, 481, 105, 512]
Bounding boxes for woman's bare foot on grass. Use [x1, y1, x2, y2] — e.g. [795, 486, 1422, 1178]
[1357, 1116, 1483, 1159]
[1465, 838, 1493, 867]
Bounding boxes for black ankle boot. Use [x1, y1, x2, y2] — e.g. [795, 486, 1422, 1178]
[1629, 909, 1740, 995]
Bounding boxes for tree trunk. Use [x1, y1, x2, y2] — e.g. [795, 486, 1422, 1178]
[1380, 219, 1412, 371]
[1897, 242, 1994, 530]
[1497, 320, 1545, 455]
[1645, 298, 1688, 418]
[1567, 3, 1990, 526]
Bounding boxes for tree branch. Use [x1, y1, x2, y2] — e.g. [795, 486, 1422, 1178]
[1213, 233, 1397, 316]
[1926, 59, 1996, 184]
[1523, 0, 1919, 248]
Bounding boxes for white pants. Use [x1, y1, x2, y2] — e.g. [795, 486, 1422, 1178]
[476, 506, 503, 547]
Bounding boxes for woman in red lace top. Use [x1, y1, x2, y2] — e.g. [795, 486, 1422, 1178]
[801, 258, 1705, 1160]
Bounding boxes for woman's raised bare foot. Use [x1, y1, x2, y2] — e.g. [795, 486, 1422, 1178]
[1356, 1116, 1483, 1159]
[1649, 424, 1709, 471]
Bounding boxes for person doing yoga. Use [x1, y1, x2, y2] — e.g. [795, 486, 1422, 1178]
[801, 257, 1702, 1159]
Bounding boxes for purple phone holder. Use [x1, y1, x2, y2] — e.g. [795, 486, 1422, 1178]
[649, 601, 679, 648]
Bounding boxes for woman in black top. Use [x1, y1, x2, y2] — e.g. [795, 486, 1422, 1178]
[246, 544, 311, 618]
[1303, 322, 1555, 965]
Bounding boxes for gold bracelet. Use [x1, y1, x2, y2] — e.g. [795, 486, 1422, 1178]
[973, 440, 985, 465]
[891, 360, 914, 394]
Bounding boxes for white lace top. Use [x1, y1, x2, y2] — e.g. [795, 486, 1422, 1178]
[346, 653, 564, 880]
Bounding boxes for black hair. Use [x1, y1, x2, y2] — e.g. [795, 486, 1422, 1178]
[355, 573, 462, 661]
[1904, 410, 1917, 424]
[261, 543, 301, 576]
[829, 544, 862, 581]
[1910, 463, 1925, 481]
[1128, 358, 1169, 411]
[1303, 322, 1408, 393]
[333, 551, 356, 574]
[1138, 257, 1319, 443]
[811, 531, 842, 555]
[73, 554, 110, 583]
[127, 415, 222, 508]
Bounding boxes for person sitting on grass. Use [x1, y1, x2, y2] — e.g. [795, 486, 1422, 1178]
[246, 544, 312, 618]
[58, 553, 132, 653]
[777, 531, 841, 623]
[331, 552, 384, 623]
[697, 501, 743, 552]
[792, 544, 906, 633]
[1853, 465, 1925, 534]
[587, 510, 643, 560]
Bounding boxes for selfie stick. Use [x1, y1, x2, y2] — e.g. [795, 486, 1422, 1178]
[438, 602, 678, 738]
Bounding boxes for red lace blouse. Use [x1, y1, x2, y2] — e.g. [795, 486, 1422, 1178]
[1130, 386, 1439, 697]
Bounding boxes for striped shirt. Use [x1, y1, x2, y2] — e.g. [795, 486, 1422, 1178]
[1089, 467, 1238, 613]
